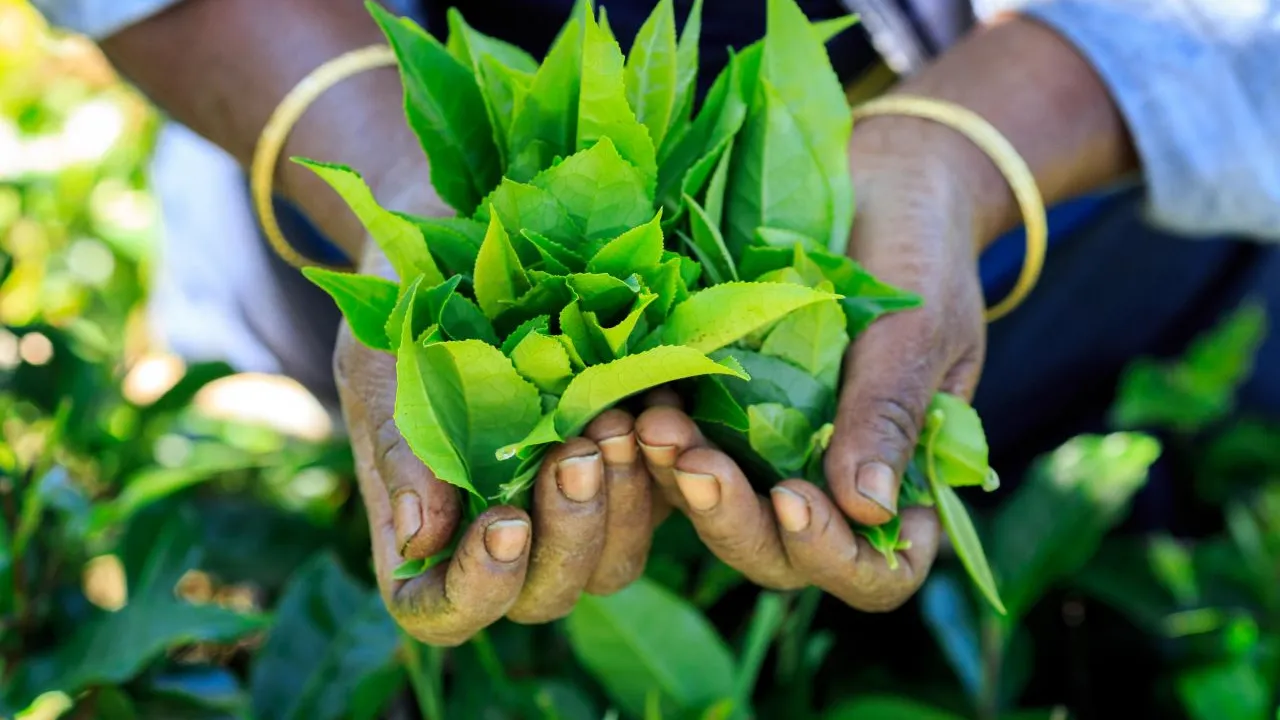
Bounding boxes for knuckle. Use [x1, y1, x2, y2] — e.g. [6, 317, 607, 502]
[865, 394, 924, 452]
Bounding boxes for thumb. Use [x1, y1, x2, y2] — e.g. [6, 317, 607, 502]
[825, 310, 944, 526]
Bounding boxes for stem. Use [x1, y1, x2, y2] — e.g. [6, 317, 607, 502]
[978, 615, 1005, 720]
[471, 629, 508, 689]
[401, 634, 446, 720]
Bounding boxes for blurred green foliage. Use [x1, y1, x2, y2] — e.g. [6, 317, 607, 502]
[2, 3, 1279, 719]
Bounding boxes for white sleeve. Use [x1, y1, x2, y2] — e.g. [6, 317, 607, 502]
[29, 0, 185, 40]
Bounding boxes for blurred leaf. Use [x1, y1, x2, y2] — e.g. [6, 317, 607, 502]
[566, 577, 736, 717]
[249, 553, 400, 720]
[3, 506, 267, 708]
[135, 361, 235, 418]
[919, 573, 982, 702]
[350, 664, 408, 720]
[1177, 661, 1271, 720]
[732, 592, 786, 711]
[990, 433, 1161, 620]
[148, 667, 247, 713]
[1111, 301, 1266, 433]
[823, 696, 968, 720]
[197, 499, 334, 593]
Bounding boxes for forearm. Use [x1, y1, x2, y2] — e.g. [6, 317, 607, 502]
[100, 0, 432, 256]
[850, 15, 1137, 248]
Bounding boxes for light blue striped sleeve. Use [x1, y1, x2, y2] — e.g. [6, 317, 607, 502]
[1000, 0, 1280, 242]
[29, 0, 184, 40]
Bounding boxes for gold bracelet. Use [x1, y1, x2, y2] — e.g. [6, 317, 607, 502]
[849, 95, 1048, 323]
[250, 44, 397, 271]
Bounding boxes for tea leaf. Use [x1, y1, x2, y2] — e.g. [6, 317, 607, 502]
[445, 9, 538, 165]
[302, 268, 399, 351]
[479, 178, 579, 250]
[369, 3, 500, 214]
[714, 347, 832, 426]
[915, 393, 997, 490]
[625, 0, 679, 151]
[760, 298, 848, 389]
[473, 212, 532, 319]
[445, 8, 537, 74]
[683, 194, 737, 282]
[507, 10, 583, 181]
[702, 137, 734, 228]
[857, 515, 911, 570]
[578, 10, 657, 187]
[531, 137, 654, 241]
[396, 214, 485, 278]
[525, 229, 588, 273]
[510, 329, 574, 395]
[747, 403, 812, 475]
[658, 50, 748, 206]
[295, 160, 442, 285]
[500, 315, 551, 356]
[806, 250, 923, 336]
[928, 480, 1005, 616]
[588, 212, 665, 278]
[692, 377, 750, 433]
[409, 275, 500, 345]
[667, 0, 703, 145]
[476, 57, 533, 165]
[395, 320, 471, 495]
[762, 0, 854, 251]
[566, 578, 735, 718]
[662, 282, 838, 353]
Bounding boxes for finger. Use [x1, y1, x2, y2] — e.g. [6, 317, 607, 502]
[643, 386, 684, 409]
[771, 480, 939, 612]
[507, 438, 607, 623]
[826, 311, 943, 527]
[391, 506, 532, 646]
[583, 410, 658, 594]
[336, 328, 460, 560]
[634, 405, 708, 510]
[673, 448, 805, 590]
[940, 346, 984, 402]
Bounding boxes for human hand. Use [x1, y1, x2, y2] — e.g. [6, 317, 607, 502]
[636, 115, 990, 610]
[336, 237, 667, 646]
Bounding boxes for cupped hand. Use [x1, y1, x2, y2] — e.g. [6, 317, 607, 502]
[638, 115, 990, 611]
[336, 241, 668, 646]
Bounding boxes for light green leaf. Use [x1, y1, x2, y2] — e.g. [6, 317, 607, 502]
[662, 0, 703, 159]
[747, 403, 812, 474]
[478, 178, 579, 251]
[726, 77, 831, 259]
[577, 10, 657, 187]
[658, 50, 747, 206]
[915, 393, 998, 490]
[683, 194, 738, 282]
[566, 578, 735, 718]
[990, 432, 1160, 621]
[409, 340, 542, 500]
[511, 329, 575, 395]
[593, 292, 657, 358]
[714, 347, 832, 426]
[762, 0, 854, 250]
[408, 275, 500, 345]
[811, 14, 860, 42]
[368, 3, 500, 214]
[807, 250, 922, 336]
[500, 315, 551, 355]
[857, 515, 912, 570]
[703, 137, 734, 228]
[755, 226, 823, 253]
[302, 268, 399, 351]
[1178, 660, 1271, 720]
[587, 211, 665, 278]
[445, 8, 538, 74]
[625, 0, 679, 150]
[524, 229, 587, 273]
[385, 275, 426, 350]
[531, 137, 653, 241]
[395, 319, 471, 494]
[473, 212, 531, 319]
[662, 281, 838, 353]
[928, 480, 1005, 616]
[396, 214, 484, 278]
[295, 160, 442, 285]
[760, 298, 848, 389]
[637, 257, 683, 322]
[507, 11, 582, 181]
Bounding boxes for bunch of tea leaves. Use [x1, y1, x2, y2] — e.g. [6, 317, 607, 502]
[301, 0, 1005, 613]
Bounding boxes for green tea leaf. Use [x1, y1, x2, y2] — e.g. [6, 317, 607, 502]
[578, 9, 657, 187]
[662, 281, 838, 353]
[369, 3, 500, 214]
[396, 214, 485, 278]
[566, 578, 735, 718]
[395, 320, 471, 494]
[825, 696, 969, 720]
[479, 178, 579, 250]
[409, 340, 542, 500]
[811, 14, 860, 42]
[667, 0, 703, 144]
[692, 377, 751, 432]
[806, 250, 923, 336]
[755, 226, 823, 253]
[658, 50, 748, 206]
[302, 268, 399, 351]
[760, 298, 848, 389]
[762, 0, 854, 251]
[702, 137, 734, 228]
[915, 393, 998, 490]
[747, 403, 812, 474]
[414, 275, 500, 345]
[295, 160, 442, 284]
[524, 229, 587, 273]
[500, 315, 551, 355]
[385, 275, 426, 350]
[531, 137, 653, 241]
[625, 0, 679, 151]
[637, 257, 683, 322]
[473, 212, 532, 319]
[507, 11, 582, 181]
[683, 194, 738, 283]
[928, 480, 1005, 616]
[445, 8, 538, 74]
[714, 347, 832, 426]
[445, 9, 538, 165]
[857, 515, 912, 570]
[511, 329, 575, 395]
[588, 211, 665, 278]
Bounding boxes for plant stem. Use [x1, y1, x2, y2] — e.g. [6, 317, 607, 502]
[401, 634, 446, 720]
[978, 615, 1005, 720]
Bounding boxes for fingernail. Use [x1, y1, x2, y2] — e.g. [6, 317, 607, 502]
[557, 452, 602, 502]
[598, 433, 638, 465]
[637, 440, 677, 467]
[856, 462, 898, 516]
[771, 487, 811, 532]
[393, 491, 423, 554]
[484, 519, 530, 563]
[674, 470, 720, 511]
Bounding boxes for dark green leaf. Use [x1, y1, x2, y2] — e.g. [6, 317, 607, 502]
[823, 696, 969, 720]
[713, 347, 833, 427]
[692, 377, 750, 432]
[747, 403, 812, 475]
[1177, 661, 1271, 720]
[683, 194, 737, 282]
[301, 267, 398, 351]
[396, 214, 485, 279]
[625, 0, 679, 150]
[919, 572, 982, 702]
[507, 10, 583, 181]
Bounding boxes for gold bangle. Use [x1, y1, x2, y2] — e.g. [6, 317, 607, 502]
[250, 44, 397, 271]
[849, 95, 1048, 323]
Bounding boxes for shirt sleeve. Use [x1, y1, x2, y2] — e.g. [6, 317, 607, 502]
[992, 0, 1280, 242]
[29, 0, 184, 40]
